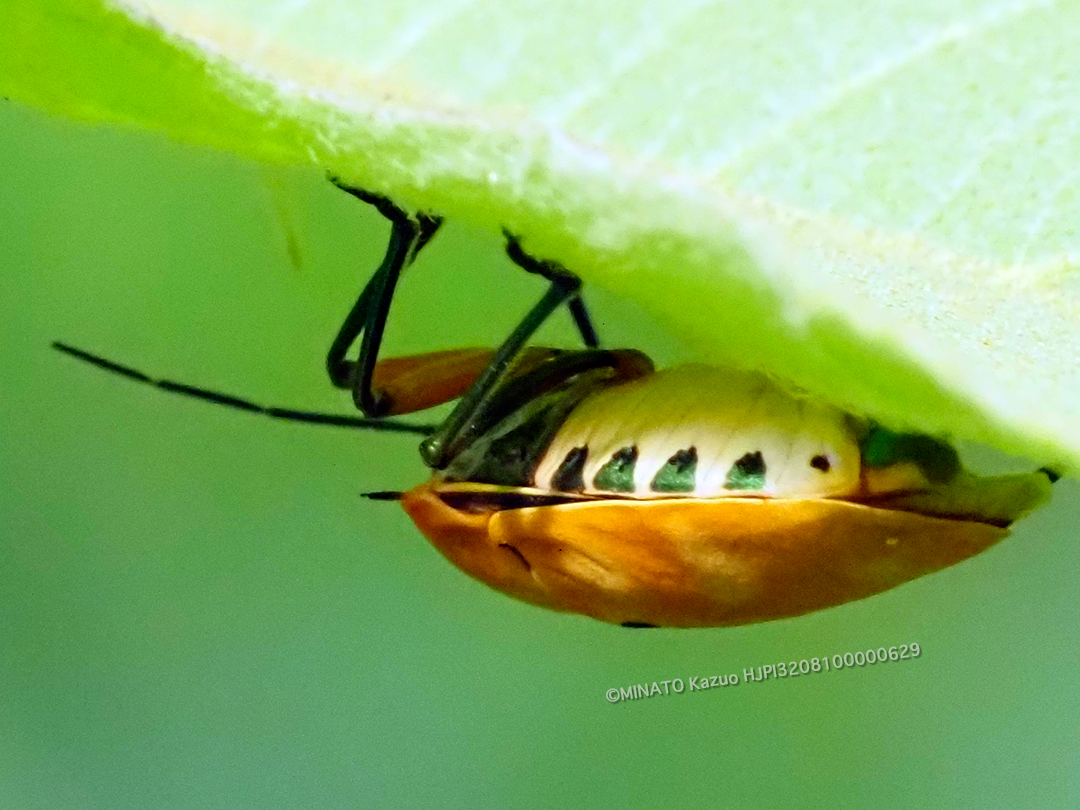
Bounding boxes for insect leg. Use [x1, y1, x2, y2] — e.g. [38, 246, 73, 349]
[503, 230, 600, 348]
[325, 181, 443, 416]
[419, 270, 592, 469]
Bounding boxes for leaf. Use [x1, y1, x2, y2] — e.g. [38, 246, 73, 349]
[3, 0, 1077, 469]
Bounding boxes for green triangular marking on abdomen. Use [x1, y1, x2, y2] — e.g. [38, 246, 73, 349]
[724, 451, 766, 490]
[552, 446, 587, 492]
[651, 447, 697, 493]
[594, 446, 638, 492]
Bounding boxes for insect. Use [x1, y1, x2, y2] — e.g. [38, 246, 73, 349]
[55, 182, 1059, 628]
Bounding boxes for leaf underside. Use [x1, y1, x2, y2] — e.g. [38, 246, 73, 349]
[3, 0, 1077, 470]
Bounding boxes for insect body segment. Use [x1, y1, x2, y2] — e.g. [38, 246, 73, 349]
[533, 365, 862, 499]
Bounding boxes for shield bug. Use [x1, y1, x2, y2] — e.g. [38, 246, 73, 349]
[55, 182, 1059, 628]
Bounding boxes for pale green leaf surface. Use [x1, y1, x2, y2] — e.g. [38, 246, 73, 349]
[3, 0, 1077, 469]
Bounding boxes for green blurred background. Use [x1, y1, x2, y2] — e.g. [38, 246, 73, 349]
[3, 100, 1079, 809]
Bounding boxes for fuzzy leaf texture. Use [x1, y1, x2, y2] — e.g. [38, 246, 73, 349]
[3, 0, 1077, 470]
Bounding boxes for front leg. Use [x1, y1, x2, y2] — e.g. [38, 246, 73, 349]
[324, 180, 442, 416]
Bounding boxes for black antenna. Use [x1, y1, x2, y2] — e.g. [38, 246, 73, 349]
[52, 342, 436, 435]
[361, 491, 404, 500]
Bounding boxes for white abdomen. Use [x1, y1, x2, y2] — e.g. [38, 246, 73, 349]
[533, 365, 861, 499]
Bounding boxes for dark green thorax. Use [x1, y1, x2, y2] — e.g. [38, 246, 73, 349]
[860, 424, 960, 484]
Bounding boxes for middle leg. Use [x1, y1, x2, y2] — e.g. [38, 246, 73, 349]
[420, 236, 612, 469]
[503, 230, 600, 348]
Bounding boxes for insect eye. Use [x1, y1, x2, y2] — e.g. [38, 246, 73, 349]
[810, 454, 832, 473]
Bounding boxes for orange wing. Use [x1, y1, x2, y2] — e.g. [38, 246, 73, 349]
[370, 347, 558, 415]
